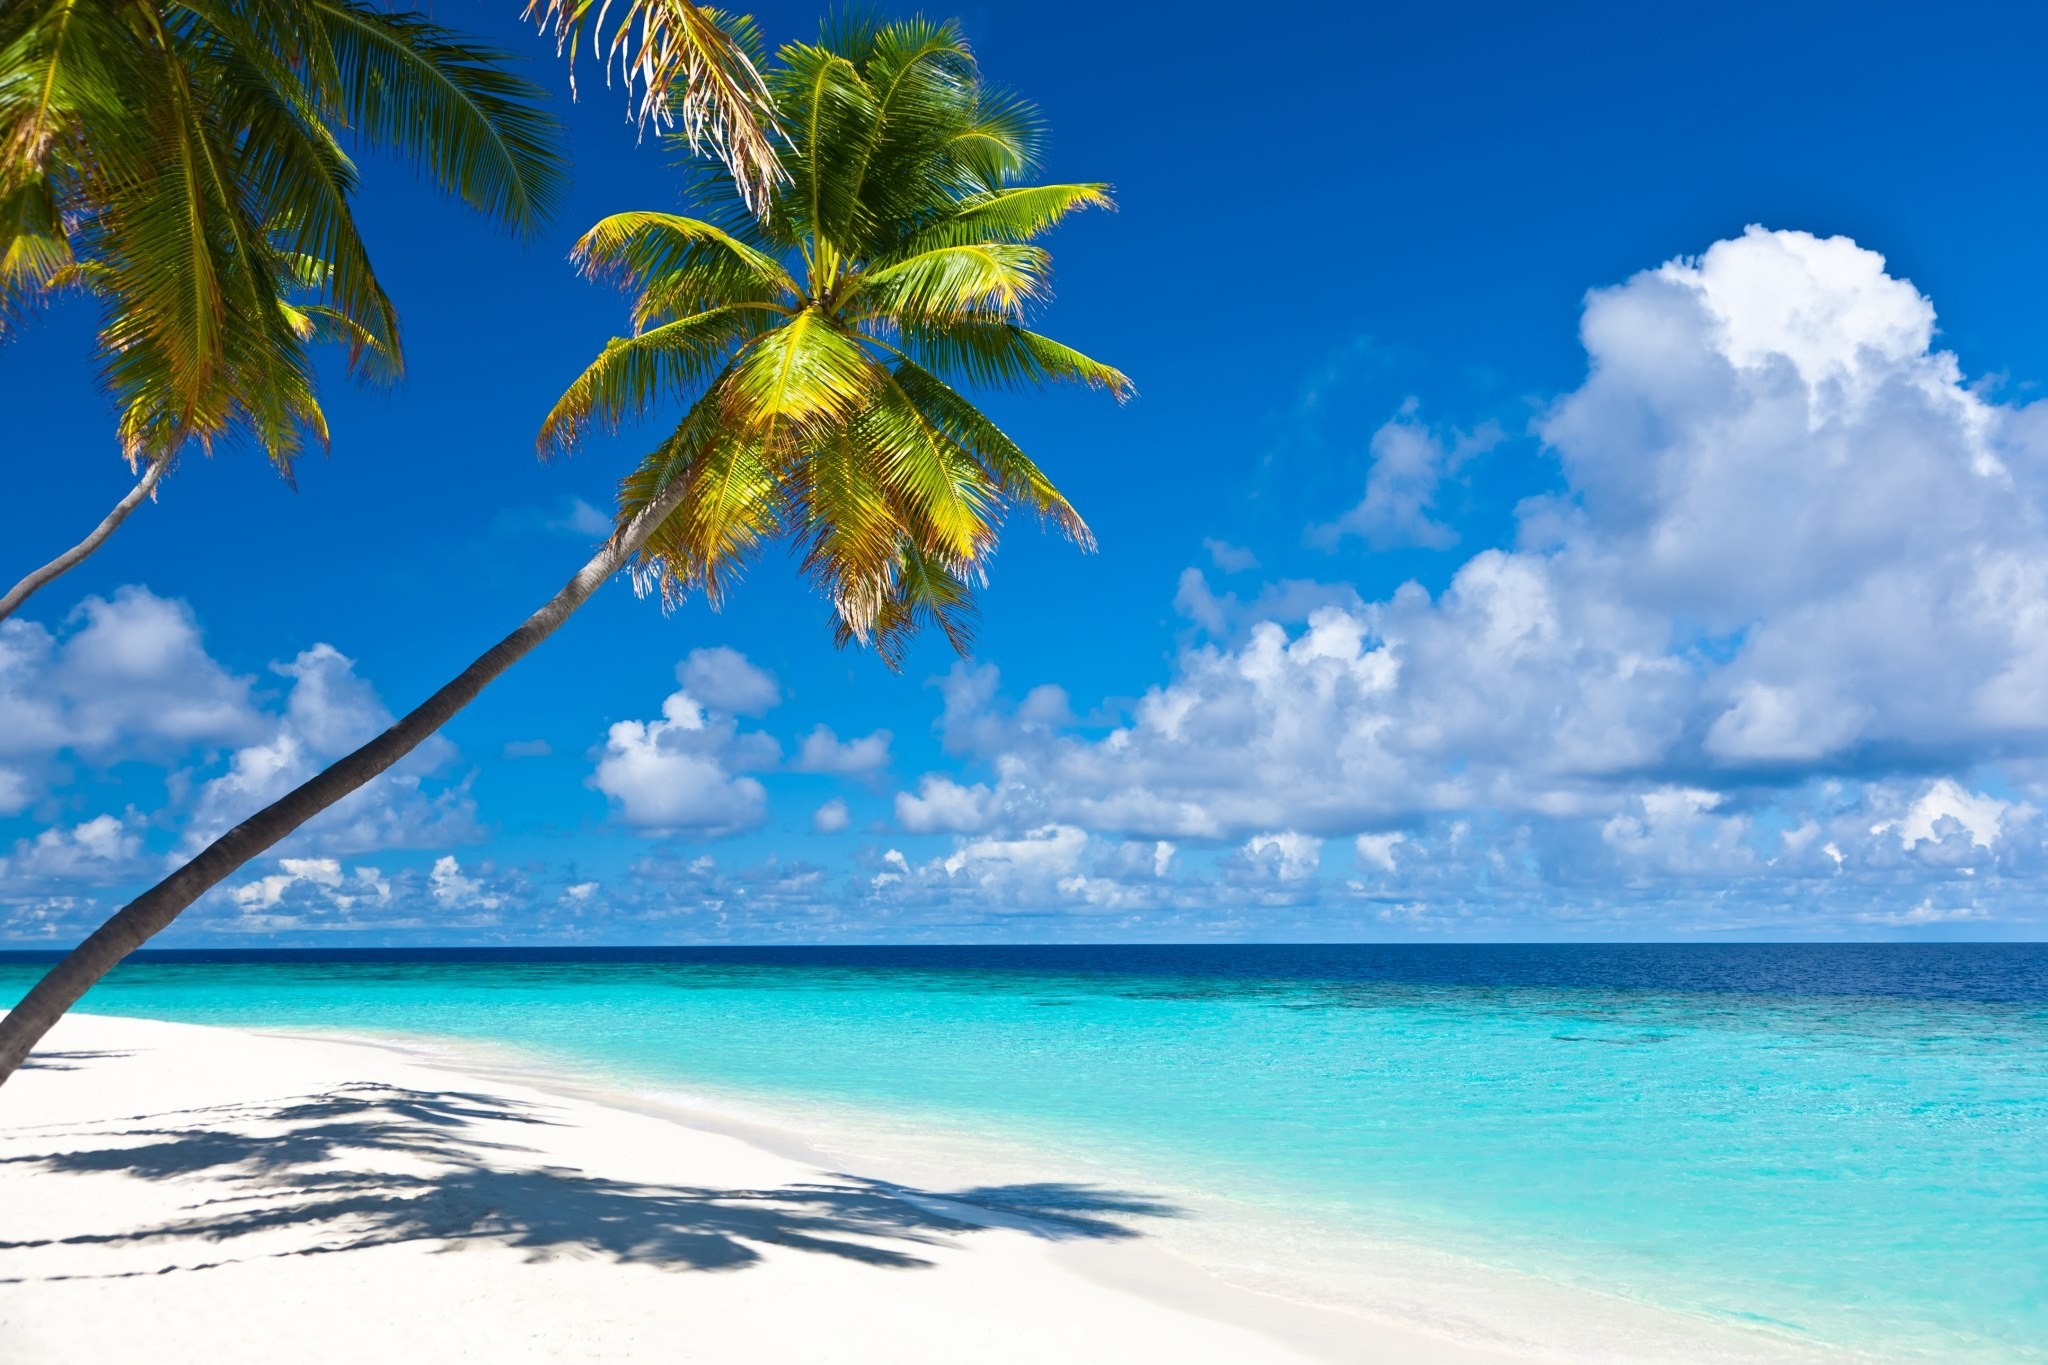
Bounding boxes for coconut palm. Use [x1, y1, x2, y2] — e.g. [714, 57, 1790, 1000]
[0, 14, 1128, 1085]
[0, 0, 782, 625]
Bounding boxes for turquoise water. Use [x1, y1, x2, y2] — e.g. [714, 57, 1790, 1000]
[5, 945, 2044, 1361]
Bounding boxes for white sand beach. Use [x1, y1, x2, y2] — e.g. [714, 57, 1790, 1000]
[0, 1014, 1540, 1365]
[3, 1014, 1891, 1365]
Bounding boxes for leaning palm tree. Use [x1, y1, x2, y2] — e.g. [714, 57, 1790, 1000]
[0, 14, 1128, 1085]
[0, 0, 782, 625]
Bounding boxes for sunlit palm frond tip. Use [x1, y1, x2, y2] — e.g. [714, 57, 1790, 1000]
[524, 0, 785, 212]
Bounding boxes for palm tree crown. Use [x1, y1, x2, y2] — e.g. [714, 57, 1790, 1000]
[541, 15, 1131, 665]
[1, 0, 566, 469]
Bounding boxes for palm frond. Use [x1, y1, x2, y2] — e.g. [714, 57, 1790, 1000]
[619, 388, 784, 607]
[284, 302, 396, 382]
[538, 303, 769, 457]
[891, 356, 1092, 548]
[0, 174, 72, 329]
[772, 39, 879, 258]
[901, 319, 1132, 399]
[838, 540, 979, 667]
[854, 242, 1048, 323]
[569, 210, 797, 322]
[859, 363, 997, 565]
[788, 421, 907, 634]
[901, 183, 1112, 250]
[524, 0, 782, 212]
[311, 0, 565, 236]
[721, 306, 875, 437]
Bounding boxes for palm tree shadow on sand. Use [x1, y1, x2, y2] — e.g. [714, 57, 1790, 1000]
[0, 1083, 1180, 1281]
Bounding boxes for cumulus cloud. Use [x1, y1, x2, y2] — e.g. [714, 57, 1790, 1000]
[1874, 779, 2016, 851]
[1203, 538, 1260, 573]
[183, 644, 476, 856]
[889, 228, 2048, 924]
[232, 858, 391, 912]
[0, 589, 473, 861]
[204, 855, 521, 935]
[429, 855, 504, 912]
[678, 647, 780, 715]
[793, 725, 892, 778]
[812, 798, 851, 833]
[895, 774, 994, 833]
[1354, 832, 1406, 872]
[864, 826, 1187, 918]
[1239, 831, 1324, 881]
[1311, 401, 1502, 551]
[0, 814, 145, 885]
[0, 587, 263, 803]
[589, 652, 779, 835]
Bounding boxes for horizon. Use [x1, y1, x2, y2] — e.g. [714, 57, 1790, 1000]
[8, 0, 2048, 947]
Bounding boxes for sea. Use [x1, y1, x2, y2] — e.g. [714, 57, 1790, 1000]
[4, 943, 2043, 1362]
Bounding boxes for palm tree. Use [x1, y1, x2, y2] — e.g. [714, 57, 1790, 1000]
[0, 14, 1128, 1085]
[0, 0, 782, 625]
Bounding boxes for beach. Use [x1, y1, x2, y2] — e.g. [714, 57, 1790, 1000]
[1, 1013, 1521, 1365]
[6, 942, 2038, 1365]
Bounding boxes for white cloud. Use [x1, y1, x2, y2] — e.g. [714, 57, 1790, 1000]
[1857, 898, 1989, 927]
[1203, 538, 1260, 573]
[793, 725, 892, 778]
[943, 824, 1090, 883]
[502, 739, 553, 759]
[1355, 831, 1406, 872]
[812, 798, 852, 833]
[553, 497, 612, 538]
[865, 825, 1185, 915]
[224, 858, 391, 920]
[1240, 831, 1323, 881]
[1877, 779, 2013, 850]
[1311, 401, 1501, 551]
[183, 644, 475, 856]
[0, 588, 262, 790]
[0, 590, 473, 861]
[916, 229, 2048, 865]
[430, 855, 503, 912]
[0, 814, 144, 884]
[895, 775, 993, 833]
[233, 858, 343, 910]
[678, 647, 779, 715]
[589, 664, 778, 835]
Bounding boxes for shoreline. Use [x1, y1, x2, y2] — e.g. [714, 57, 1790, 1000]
[320, 1019, 1875, 1365]
[2, 1014, 1869, 1364]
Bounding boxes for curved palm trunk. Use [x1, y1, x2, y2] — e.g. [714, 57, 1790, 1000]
[0, 456, 171, 625]
[0, 478, 691, 1087]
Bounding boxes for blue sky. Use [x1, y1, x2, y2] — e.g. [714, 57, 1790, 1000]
[8, 0, 2048, 943]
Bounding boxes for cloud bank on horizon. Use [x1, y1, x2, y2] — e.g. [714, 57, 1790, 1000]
[7, 227, 2048, 943]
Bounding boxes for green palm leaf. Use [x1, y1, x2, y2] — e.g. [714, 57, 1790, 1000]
[539, 304, 770, 458]
[854, 242, 1049, 323]
[310, 0, 565, 236]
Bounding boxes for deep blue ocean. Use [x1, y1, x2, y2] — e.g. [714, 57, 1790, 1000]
[6, 943, 2044, 1362]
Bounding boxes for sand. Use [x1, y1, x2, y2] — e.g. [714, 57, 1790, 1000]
[0, 1014, 1550, 1365]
